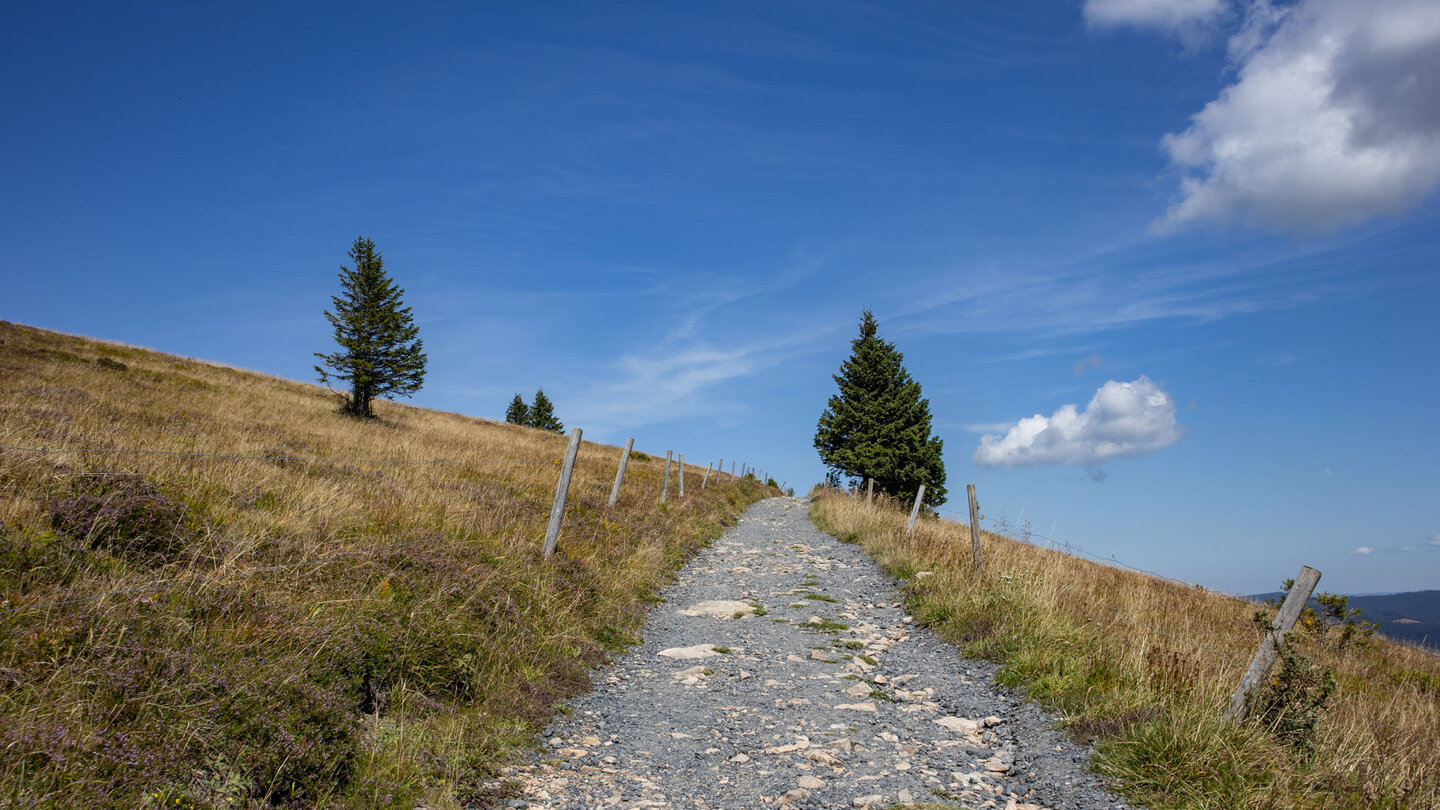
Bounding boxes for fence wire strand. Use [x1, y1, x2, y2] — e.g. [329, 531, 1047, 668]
[0, 444, 553, 466]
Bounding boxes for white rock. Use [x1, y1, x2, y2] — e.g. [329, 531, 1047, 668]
[844, 682, 873, 698]
[983, 715, 1003, 727]
[933, 716, 980, 733]
[834, 702, 877, 712]
[853, 795, 885, 807]
[679, 600, 757, 617]
[805, 749, 842, 766]
[729, 753, 751, 763]
[658, 644, 719, 659]
[674, 666, 709, 678]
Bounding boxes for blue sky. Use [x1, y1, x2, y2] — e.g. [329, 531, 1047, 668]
[3, 1, 1437, 595]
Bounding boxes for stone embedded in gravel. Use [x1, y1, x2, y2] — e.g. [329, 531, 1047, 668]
[806, 749, 842, 766]
[729, 753, 750, 763]
[782, 788, 810, 803]
[852, 795, 885, 807]
[934, 715, 981, 733]
[657, 644, 720, 659]
[844, 682, 872, 697]
[797, 775, 825, 789]
[834, 701, 877, 712]
[678, 600, 757, 617]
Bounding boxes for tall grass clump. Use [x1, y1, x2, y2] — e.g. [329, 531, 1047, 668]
[0, 321, 774, 808]
[810, 490, 1440, 810]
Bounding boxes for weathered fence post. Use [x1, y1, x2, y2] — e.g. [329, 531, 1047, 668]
[678, 453, 685, 498]
[702, 463, 712, 490]
[1225, 565, 1323, 721]
[660, 450, 672, 503]
[730, 460, 736, 479]
[607, 437, 633, 508]
[717, 458, 724, 481]
[967, 484, 983, 571]
[867, 478, 874, 510]
[543, 428, 583, 556]
[906, 484, 926, 535]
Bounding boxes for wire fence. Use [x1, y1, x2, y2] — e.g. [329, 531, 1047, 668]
[0, 544, 407, 618]
[837, 486, 1440, 756]
[0, 440, 777, 619]
[932, 495, 1440, 663]
[0, 444, 554, 466]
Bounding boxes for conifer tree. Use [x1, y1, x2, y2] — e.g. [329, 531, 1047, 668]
[527, 388, 564, 433]
[314, 236, 427, 418]
[815, 310, 946, 507]
[504, 393, 530, 425]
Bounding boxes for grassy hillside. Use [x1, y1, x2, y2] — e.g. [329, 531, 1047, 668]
[0, 321, 772, 808]
[811, 491, 1440, 810]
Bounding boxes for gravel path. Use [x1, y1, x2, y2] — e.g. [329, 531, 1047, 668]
[491, 497, 1139, 810]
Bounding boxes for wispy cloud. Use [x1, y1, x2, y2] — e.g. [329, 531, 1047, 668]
[1083, 0, 1230, 41]
[1354, 546, 1374, 555]
[1255, 352, 1297, 367]
[1073, 353, 1103, 375]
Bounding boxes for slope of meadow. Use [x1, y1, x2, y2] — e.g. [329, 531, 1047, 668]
[811, 491, 1440, 810]
[0, 321, 771, 808]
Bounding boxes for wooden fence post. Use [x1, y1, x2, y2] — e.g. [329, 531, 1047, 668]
[678, 453, 685, 498]
[607, 437, 633, 508]
[967, 484, 983, 571]
[660, 450, 672, 503]
[906, 484, 926, 535]
[542, 428, 583, 556]
[702, 463, 712, 490]
[730, 460, 736, 479]
[717, 458, 724, 481]
[867, 478, 874, 510]
[1225, 565, 1323, 721]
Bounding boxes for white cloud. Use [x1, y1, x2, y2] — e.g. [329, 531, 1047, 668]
[1084, 0, 1229, 33]
[973, 376, 1183, 471]
[1430, 535, 1440, 546]
[1354, 546, 1374, 555]
[1160, 0, 1440, 233]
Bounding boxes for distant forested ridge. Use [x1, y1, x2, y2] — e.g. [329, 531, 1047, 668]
[1248, 589, 1440, 651]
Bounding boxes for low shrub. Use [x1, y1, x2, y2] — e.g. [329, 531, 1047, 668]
[47, 469, 191, 561]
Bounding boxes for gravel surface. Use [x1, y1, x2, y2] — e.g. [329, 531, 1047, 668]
[488, 497, 1140, 810]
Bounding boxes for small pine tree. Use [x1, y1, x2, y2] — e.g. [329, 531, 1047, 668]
[527, 388, 564, 433]
[314, 237, 426, 418]
[504, 393, 530, 425]
[815, 310, 946, 508]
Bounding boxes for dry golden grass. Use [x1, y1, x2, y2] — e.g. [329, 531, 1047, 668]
[0, 321, 773, 808]
[812, 490, 1440, 810]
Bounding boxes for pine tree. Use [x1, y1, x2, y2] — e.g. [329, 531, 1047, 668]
[313, 236, 427, 418]
[815, 310, 946, 508]
[504, 393, 530, 425]
[527, 388, 564, 433]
